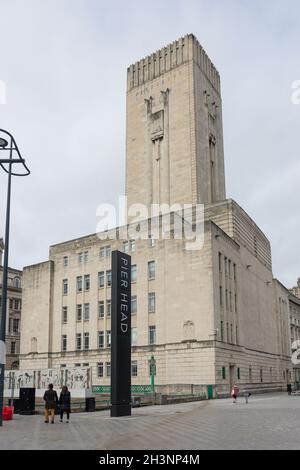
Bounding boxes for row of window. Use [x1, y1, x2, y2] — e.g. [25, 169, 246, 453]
[59, 360, 155, 378]
[61, 326, 156, 351]
[62, 240, 157, 267]
[62, 262, 156, 295]
[218, 253, 237, 280]
[221, 366, 292, 383]
[220, 321, 238, 345]
[219, 287, 237, 312]
[61, 293, 155, 324]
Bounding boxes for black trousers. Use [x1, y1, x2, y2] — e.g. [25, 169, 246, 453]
[60, 409, 70, 420]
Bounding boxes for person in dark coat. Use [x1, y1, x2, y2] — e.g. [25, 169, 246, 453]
[59, 386, 71, 423]
[43, 384, 59, 424]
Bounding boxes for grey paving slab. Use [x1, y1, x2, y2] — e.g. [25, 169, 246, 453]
[0, 393, 299, 450]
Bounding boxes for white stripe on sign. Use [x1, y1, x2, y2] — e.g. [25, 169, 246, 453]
[0, 340, 6, 365]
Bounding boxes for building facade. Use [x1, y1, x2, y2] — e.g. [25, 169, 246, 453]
[19, 35, 292, 396]
[290, 278, 300, 300]
[0, 239, 22, 370]
[289, 293, 300, 385]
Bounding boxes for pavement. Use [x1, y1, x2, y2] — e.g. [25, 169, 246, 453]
[0, 393, 300, 450]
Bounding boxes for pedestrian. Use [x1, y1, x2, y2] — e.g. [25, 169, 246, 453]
[43, 384, 59, 424]
[244, 390, 252, 404]
[59, 385, 71, 423]
[231, 385, 240, 404]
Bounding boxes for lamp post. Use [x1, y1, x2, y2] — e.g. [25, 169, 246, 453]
[0, 129, 30, 426]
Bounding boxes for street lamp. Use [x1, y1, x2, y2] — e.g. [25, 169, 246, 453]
[0, 129, 30, 426]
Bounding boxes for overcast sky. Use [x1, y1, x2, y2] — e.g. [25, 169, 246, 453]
[0, 0, 299, 288]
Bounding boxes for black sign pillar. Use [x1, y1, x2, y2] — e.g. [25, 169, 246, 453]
[111, 250, 131, 417]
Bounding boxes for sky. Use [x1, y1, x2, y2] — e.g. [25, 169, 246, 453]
[0, 0, 299, 287]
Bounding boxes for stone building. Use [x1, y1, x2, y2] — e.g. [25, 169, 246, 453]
[0, 239, 22, 369]
[19, 34, 292, 396]
[290, 278, 300, 300]
[289, 292, 300, 385]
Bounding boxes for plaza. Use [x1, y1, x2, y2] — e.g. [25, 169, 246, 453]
[1, 393, 300, 450]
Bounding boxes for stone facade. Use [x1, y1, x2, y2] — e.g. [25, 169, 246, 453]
[0, 239, 22, 369]
[290, 278, 300, 300]
[289, 293, 300, 384]
[19, 35, 293, 396]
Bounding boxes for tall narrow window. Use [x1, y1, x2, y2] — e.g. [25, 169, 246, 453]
[149, 326, 156, 345]
[76, 304, 82, 322]
[131, 265, 137, 283]
[98, 271, 105, 288]
[84, 274, 90, 291]
[62, 306, 68, 324]
[62, 335, 67, 352]
[209, 136, 216, 202]
[76, 276, 83, 293]
[98, 301, 104, 319]
[84, 303, 90, 321]
[106, 270, 112, 287]
[148, 261, 156, 280]
[148, 293, 156, 313]
[63, 279, 68, 295]
[76, 333, 82, 351]
[220, 321, 224, 341]
[84, 332, 89, 350]
[98, 331, 104, 349]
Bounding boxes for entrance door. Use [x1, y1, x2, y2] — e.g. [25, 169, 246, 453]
[229, 365, 236, 393]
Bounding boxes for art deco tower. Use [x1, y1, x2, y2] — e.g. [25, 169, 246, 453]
[125, 34, 226, 210]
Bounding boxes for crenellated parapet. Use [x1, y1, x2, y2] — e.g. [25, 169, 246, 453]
[127, 34, 221, 93]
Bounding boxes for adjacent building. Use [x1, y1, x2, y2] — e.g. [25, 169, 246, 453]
[0, 239, 22, 369]
[19, 34, 293, 396]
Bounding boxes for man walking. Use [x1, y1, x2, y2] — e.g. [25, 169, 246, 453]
[43, 384, 58, 424]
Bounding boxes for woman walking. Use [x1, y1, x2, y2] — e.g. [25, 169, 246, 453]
[59, 386, 71, 423]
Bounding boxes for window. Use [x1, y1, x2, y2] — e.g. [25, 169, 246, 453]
[62, 335, 67, 352]
[123, 241, 129, 253]
[84, 274, 90, 291]
[60, 364, 67, 368]
[99, 246, 105, 258]
[98, 271, 105, 289]
[98, 301, 104, 319]
[236, 326, 239, 345]
[84, 332, 89, 350]
[78, 252, 83, 264]
[84, 251, 89, 263]
[12, 318, 20, 333]
[226, 323, 229, 343]
[77, 276, 83, 293]
[131, 328, 138, 346]
[106, 330, 111, 348]
[13, 277, 21, 288]
[131, 296, 137, 314]
[220, 321, 224, 341]
[224, 257, 228, 275]
[260, 368, 263, 383]
[74, 363, 81, 368]
[131, 265, 137, 283]
[148, 293, 156, 313]
[249, 367, 252, 383]
[14, 299, 20, 310]
[106, 362, 111, 377]
[63, 279, 68, 295]
[97, 363, 104, 377]
[229, 291, 232, 312]
[149, 326, 156, 345]
[84, 303, 90, 321]
[63, 256, 68, 267]
[106, 270, 112, 287]
[106, 300, 111, 317]
[222, 367, 226, 380]
[225, 289, 228, 310]
[233, 263, 237, 281]
[237, 368, 241, 380]
[62, 306, 68, 324]
[218, 252, 222, 273]
[76, 304, 82, 322]
[131, 361, 138, 377]
[148, 261, 156, 280]
[235, 294, 237, 313]
[230, 324, 233, 343]
[98, 331, 104, 349]
[76, 333, 82, 351]
[228, 260, 232, 279]
[130, 240, 136, 253]
[10, 342, 16, 354]
[105, 246, 111, 257]
[219, 286, 223, 307]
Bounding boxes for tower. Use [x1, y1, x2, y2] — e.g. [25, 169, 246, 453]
[125, 34, 226, 211]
